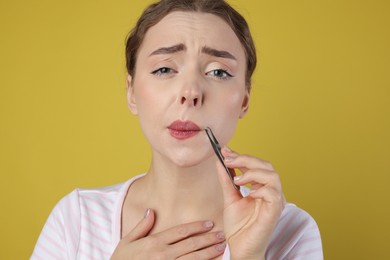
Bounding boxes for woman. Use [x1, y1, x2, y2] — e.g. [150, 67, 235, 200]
[32, 0, 323, 259]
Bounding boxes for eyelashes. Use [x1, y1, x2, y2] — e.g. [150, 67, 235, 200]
[151, 67, 176, 77]
[206, 69, 233, 80]
[151, 67, 234, 80]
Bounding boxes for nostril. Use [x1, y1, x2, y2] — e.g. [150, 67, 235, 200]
[179, 95, 201, 107]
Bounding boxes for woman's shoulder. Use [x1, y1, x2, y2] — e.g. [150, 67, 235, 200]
[54, 173, 146, 215]
[240, 186, 322, 258]
[280, 203, 318, 225]
[59, 174, 144, 204]
[267, 203, 323, 259]
[76, 180, 129, 201]
[54, 180, 125, 209]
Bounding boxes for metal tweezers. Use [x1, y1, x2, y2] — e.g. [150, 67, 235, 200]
[205, 127, 240, 191]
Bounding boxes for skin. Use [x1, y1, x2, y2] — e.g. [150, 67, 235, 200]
[111, 11, 285, 260]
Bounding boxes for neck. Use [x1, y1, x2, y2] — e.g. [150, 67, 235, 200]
[135, 151, 224, 232]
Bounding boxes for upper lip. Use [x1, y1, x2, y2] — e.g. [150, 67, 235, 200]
[168, 120, 201, 131]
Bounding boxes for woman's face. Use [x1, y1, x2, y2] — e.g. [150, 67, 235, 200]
[127, 11, 249, 167]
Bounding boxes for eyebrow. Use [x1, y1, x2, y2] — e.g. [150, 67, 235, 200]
[201, 46, 236, 60]
[149, 44, 236, 60]
[149, 44, 186, 56]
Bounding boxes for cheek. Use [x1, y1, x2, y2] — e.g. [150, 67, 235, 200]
[213, 91, 246, 144]
[223, 90, 246, 114]
[133, 87, 161, 135]
[134, 84, 164, 114]
[133, 86, 164, 144]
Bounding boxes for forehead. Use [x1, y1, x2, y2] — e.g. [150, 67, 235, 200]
[139, 11, 245, 59]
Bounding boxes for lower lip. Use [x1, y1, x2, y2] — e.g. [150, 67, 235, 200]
[168, 129, 201, 140]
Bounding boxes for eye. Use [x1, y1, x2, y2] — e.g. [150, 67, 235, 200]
[206, 69, 233, 80]
[151, 67, 176, 76]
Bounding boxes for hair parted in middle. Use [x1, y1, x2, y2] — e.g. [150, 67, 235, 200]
[125, 0, 257, 89]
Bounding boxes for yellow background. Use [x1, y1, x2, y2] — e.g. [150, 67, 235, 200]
[1, 0, 389, 259]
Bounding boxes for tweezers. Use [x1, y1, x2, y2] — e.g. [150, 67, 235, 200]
[205, 127, 240, 191]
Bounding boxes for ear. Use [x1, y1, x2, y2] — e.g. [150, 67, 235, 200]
[239, 89, 250, 118]
[126, 75, 138, 115]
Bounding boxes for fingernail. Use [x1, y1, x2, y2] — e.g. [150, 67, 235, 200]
[216, 243, 226, 252]
[224, 156, 234, 162]
[144, 208, 151, 219]
[203, 221, 214, 228]
[234, 175, 242, 181]
[223, 146, 232, 153]
[216, 232, 225, 239]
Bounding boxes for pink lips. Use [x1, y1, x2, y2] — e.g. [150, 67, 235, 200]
[168, 120, 201, 140]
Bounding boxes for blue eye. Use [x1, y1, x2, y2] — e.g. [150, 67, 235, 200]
[151, 67, 175, 76]
[207, 69, 233, 80]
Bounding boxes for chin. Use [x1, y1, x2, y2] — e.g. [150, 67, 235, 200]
[166, 147, 213, 169]
[170, 154, 205, 168]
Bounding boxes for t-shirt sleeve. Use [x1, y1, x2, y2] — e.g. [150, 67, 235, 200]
[31, 189, 81, 260]
[266, 204, 323, 260]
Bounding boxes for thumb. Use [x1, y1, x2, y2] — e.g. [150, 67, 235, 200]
[216, 161, 242, 207]
[123, 208, 155, 242]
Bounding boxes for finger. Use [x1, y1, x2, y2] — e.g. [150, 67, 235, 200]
[249, 187, 284, 205]
[234, 169, 282, 191]
[249, 187, 285, 235]
[225, 155, 274, 172]
[216, 160, 242, 207]
[222, 147, 274, 171]
[123, 208, 155, 243]
[171, 232, 225, 258]
[157, 220, 215, 244]
[245, 187, 285, 244]
[177, 242, 226, 260]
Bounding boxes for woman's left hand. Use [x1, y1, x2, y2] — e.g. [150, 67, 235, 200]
[216, 146, 286, 260]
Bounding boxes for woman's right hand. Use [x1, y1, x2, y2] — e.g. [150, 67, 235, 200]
[110, 209, 226, 259]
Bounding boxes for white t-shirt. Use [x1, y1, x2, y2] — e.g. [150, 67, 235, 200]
[31, 174, 323, 259]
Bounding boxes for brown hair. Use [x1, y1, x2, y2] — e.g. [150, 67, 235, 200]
[125, 0, 257, 88]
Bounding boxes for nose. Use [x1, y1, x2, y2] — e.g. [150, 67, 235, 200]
[178, 77, 204, 108]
